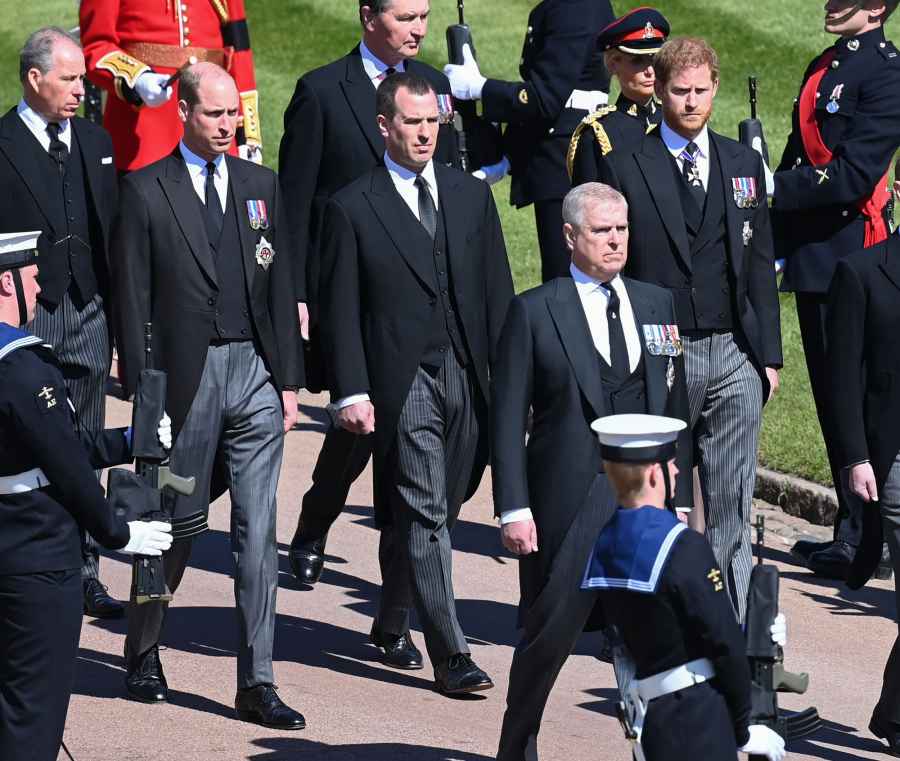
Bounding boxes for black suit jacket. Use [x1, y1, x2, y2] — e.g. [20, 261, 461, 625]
[319, 162, 514, 523]
[490, 276, 692, 611]
[826, 235, 900, 588]
[597, 128, 783, 398]
[0, 108, 117, 309]
[111, 150, 302, 438]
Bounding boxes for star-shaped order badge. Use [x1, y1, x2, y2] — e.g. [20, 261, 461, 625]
[255, 235, 275, 271]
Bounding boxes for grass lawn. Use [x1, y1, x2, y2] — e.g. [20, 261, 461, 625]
[8, 0, 896, 486]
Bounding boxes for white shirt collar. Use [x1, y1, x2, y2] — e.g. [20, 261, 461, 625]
[570, 262, 620, 293]
[660, 120, 709, 160]
[360, 40, 406, 83]
[384, 151, 438, 201]
[17, 98, 71, 149]
[179, 141, 227, 178]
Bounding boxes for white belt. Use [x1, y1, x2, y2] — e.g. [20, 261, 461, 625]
[635, 657, 715, 703]
[565, 89, 609, 112]
[0, 467, 49, 495]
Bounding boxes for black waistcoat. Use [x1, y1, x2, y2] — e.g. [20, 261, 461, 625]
[197, 188, 254, 341]
[599, 352, 647, 415]
[669, 146, 734, 331]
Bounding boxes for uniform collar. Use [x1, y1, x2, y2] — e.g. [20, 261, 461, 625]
[0, 323, 43, 362]
[616, 93, 655, 120]
[835, 25, 886, 57]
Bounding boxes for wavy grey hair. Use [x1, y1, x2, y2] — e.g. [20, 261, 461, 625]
[20, 27, 78, 83]
[562, 183, 628, 229]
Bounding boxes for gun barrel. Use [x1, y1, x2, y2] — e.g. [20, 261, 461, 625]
[458, 0, 465, 25]
[749, 77, 758, 121]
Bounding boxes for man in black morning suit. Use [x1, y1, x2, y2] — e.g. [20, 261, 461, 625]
[279, 1, 475, 624]
[596, 37, 782, 622]
[0, 27, 124, 617]
[319, 72, 513, 695]
[112, 63, 305, 729]
[491, 183, 693, 761]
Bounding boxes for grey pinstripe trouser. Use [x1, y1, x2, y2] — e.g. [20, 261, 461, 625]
[31, 291, 109, 581]
[683, 331, 762, 623]
[378, 350, 479, 665]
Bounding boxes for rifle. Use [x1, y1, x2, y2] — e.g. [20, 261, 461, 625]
[745, 516, 820, 758]
[738, 77, 770, 166]
[109, 324, 196, 604]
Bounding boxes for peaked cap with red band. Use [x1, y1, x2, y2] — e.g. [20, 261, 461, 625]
[597, 7, 670, 55]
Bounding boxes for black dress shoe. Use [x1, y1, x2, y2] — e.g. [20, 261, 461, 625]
[875, 542, 895, 581]
[807, 540, 856, 579]
[870, 714, 900, 754]
[235, 684, 306, 730]
[83, 578, 126, 619]
[125, 646, 168, 703]
[288, 529, 327, 585]
[434, 654, 494, 695]
[370, 625, 424, 670]
[791, 539, 831, 565]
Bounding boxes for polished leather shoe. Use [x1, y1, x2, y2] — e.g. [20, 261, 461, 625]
[289, 529, 327, 585]
[790, 539, 831, 565]
[125, 646, 168, 703]
[875, 542, 895, 581]
[83, 578, 126, 619]
[434, 653, 494, 695]
[870, 714, 900, 754]
[235, 684, 306, 729]
[807, 540, 856, 579]
[370, 625, 423, 670]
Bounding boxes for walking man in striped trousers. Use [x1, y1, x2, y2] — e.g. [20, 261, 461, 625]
[0, 28, 124, 617]
[595, 37, 782, 621]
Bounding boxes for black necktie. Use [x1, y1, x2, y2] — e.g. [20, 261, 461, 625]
[680, 141, 706, 209]
[204, 161, 224, 242]
[605, 283, 629, 375]
[46, 122, 68, 175]
[415, 174, 437, 239]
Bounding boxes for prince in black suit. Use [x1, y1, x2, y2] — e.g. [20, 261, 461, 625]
[278, 0, 464, 593]
[596, 38, 782, 622]
[112, 63, 305, 729]
[491, 183, 692, 761]
[319, 73, 513, 694]
[0, 28, 123, 617]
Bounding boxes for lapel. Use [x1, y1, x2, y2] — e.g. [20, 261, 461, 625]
[71, 119, 105, 235]
[635, 131, 691, 270]
[158, 150, 217, 286]
[710, 131, 746, 280]
[0, 109, 58, 234]
[434, 163, 467, 290]
[626, 280, 665, 414]
[341, 47, 383, 159]
[546, 277, 606, 419]
[879, 237, 900, 293]
[225, 155, 260, 295]
[364, 166, 437, 294]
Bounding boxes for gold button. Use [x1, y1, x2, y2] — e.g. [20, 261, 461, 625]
[184, 26, 190, 33]
[842, 210, 849, 217]
[183, 39, 190, 46]
[831, 60, 840, 69]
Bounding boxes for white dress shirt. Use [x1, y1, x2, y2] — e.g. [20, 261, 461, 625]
[360, 40, 406, 87]
[661, 120, 710, 191]
[334, 153, 439, 412]
[179, 142, 228, 213]
[17, 99, 71, 152]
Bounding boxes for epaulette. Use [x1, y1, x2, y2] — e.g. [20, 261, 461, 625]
[566, 105, 616, 179]
[878, 39, 900, 61]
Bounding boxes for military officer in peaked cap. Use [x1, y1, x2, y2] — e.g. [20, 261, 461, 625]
[569, 7, 670, 186]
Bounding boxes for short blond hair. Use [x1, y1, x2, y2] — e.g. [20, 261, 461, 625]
[605, 461, 652, 503]
[653, 37, 719, 85]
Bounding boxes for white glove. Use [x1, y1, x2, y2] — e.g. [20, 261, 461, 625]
[739, 725, 786, 761]
[122, 521, 173, 556]
[443, 44, 486, 101]
[472, 155, 510, 185]
[770, 612, 787, 647]
[238, 143, 263, 164]
[134, 72, 173, 108]
[157, 413, 172, 451]
[752, 136, 775, 197]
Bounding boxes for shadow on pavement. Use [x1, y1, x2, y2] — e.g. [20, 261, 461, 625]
[790, 715, 888, 760]
[247, 737, 493, 760]
[780, 570, 895, 621]
[576, 687, 620, 717]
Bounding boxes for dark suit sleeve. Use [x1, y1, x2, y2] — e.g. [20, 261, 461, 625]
[595, 151, 622, 191]
[97, 127, 119, 310]
[662, 293, 693, 509]
[482, 187, 515, 364]
[277, 76, 322, 303]
[490, 296, 534, 516]
[825, 259, 869, 468]
[110, 174, 152, 399]
[570, 129, 600, 187]
[480, 0, 606, 124]
[747, 154, 783, 370]
[269, 173, 304, 388]
[319, 198, 369, 399]
[78, 427, 132, 469]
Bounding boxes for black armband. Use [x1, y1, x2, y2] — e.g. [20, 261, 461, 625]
[222, 19, 251, 51]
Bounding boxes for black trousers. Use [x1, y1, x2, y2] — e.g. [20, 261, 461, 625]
[795, 293, 863, 547]
[873, 465, 900, 727]
[0, 569, 82, 761]
[533, 199, 571, 284]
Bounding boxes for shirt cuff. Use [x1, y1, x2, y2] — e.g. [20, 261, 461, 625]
[334, 393, 370, 410]
[500, 508, 534, 525]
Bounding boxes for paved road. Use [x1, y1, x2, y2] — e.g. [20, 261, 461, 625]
[59, 391, 898, 760]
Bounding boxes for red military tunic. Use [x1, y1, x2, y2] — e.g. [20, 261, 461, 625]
[80, 0, 261, 171]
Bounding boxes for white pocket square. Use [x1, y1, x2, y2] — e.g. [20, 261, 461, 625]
[101, 156, 113, 165]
